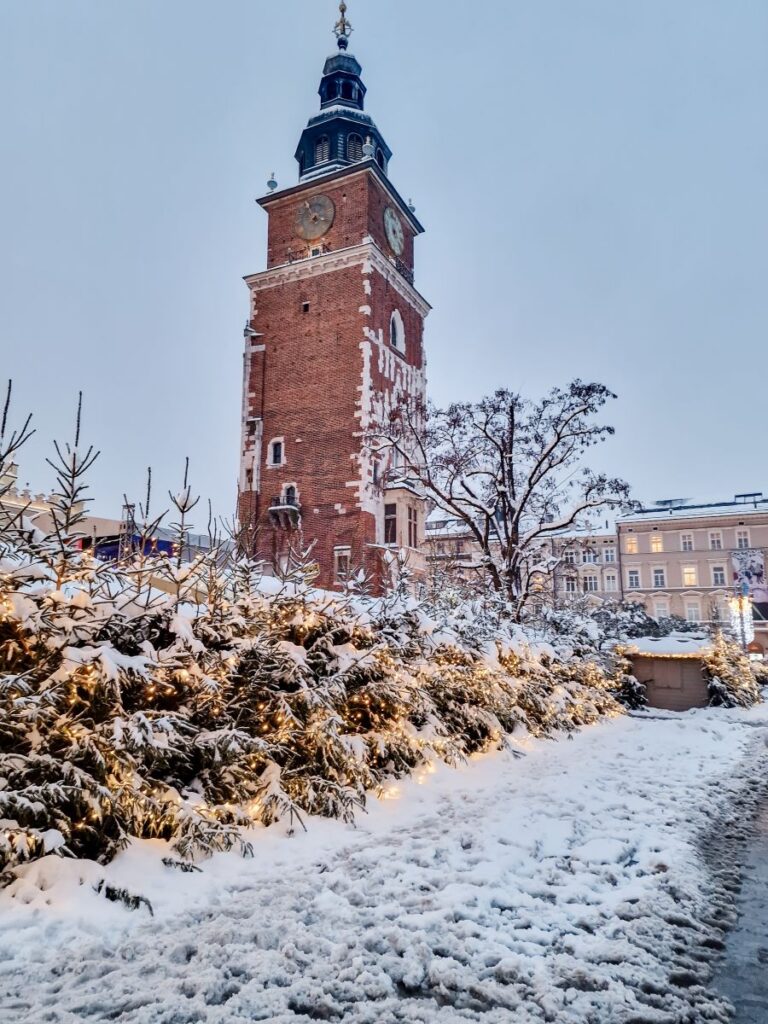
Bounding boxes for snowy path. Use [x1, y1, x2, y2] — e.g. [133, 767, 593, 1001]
[2, 710, 767, 1024]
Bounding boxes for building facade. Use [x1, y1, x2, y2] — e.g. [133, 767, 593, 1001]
[617, 493, 768, 654]
[424, 493, 768, 655]
[237, 7, 429, 590]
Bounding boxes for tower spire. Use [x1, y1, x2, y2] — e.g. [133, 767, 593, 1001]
[334, 1, 352, 50]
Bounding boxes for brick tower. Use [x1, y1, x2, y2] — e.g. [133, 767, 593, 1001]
[238, 4, 430, 590]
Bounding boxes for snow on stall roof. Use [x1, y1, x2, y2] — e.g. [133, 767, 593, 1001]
[625, 633, 713, 658]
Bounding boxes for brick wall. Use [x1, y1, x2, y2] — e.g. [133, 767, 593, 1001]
[239, 168, 427, 591]
[263, 169, 415, 274]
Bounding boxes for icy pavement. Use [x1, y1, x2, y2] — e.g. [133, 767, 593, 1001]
[712, 800, 768, 1023]
[2, 709, 768, 1024]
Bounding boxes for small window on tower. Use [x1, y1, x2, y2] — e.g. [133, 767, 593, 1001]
[334, 548, 351, 583]
[268, 439, 284, 467]
[376, 148, 385, 170]
[302, 301, 310, 313]
[384, 503, 397, 545]
[407, 507, 419, 549]
[315, 135, 330, 164]
[347, 134, 363, 161]
[390, 310, 406, 353]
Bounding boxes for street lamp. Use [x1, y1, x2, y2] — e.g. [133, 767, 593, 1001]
[728, 582, 754, 651]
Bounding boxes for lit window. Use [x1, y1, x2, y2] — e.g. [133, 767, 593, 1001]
[737, 530, 750, 550]
[605, 574, 618, 592]
[384, 503, 397, 545]
[628, 569, 641, 589]
[604, 548, 616, 563]
[682, 566, 698, 587]
[709, 532, 722, 550]
[334, 548, 351, 582]
[681, 533, 693, 552]
[712, 566, 726, 587]
[685, 603, 701, 623]
[653, 568, 666, 588]
[583, 575, 599, 592]
[625, 535, 638, 555]
[407, 507, 418, 548]
[654, 601, 670, 620]
[651, 534, 663, 553]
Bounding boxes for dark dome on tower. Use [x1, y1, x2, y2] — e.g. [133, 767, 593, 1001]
[294, 6, 392, 182]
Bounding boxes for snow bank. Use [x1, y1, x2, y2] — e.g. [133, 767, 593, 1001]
[1, 707, 767, 1022]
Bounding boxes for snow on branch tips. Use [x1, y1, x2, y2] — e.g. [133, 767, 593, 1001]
[0, 383, 759, 883]
[370, 379, 636, 620]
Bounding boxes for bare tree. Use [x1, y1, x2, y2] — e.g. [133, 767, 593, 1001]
[372, 380, 634, 620]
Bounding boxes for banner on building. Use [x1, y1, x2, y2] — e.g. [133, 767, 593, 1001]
[731, 548, 768, 603]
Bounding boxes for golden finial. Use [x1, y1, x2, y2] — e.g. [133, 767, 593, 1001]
[334, 1, 353, 50]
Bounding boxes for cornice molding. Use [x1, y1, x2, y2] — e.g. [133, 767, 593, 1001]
[244, 242, 432, 318]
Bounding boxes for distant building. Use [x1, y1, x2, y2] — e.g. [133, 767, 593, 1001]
[617, 492, 768, 656]
[549, 528, 620, 605]
[424, 509, 485, 582]
[423, 490, 768, 658]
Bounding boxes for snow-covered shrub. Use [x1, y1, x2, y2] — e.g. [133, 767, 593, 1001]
[751, 659, 768, 689]
[0, 386, 641, 876]
[610, 649, 648, 710]
[0, 522, 632, 874]
[703, 632, 762, 708]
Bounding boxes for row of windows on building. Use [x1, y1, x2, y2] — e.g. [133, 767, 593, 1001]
[564, 574, 618, 594]
[625, 565, 728, 590]
[562, 547, 616, 564]
[560, 564, 731, 594]
[623, 529, 752, 555]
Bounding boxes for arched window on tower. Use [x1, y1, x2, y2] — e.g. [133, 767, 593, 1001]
[376, 148, 386, 171]
[390, 309, 405, 354]
[315, 135, 330, 164]
[341, 80, 354, 100]
[347, 134, 363, 162]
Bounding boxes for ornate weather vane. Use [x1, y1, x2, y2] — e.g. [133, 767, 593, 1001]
[334, 1, 353, 50]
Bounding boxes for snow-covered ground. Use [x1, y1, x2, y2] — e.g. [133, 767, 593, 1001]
[2, 708, 768, 1024]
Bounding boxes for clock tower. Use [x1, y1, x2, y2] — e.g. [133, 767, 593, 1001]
[238, 4, 430, 590]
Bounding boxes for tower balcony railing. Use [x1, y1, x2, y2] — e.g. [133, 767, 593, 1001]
[392, 256, 414, 286]
[269, 496, 301, 530]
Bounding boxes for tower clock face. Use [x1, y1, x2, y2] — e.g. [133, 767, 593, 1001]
[384, 206, 405, 256]
[295, 195, 335, 241]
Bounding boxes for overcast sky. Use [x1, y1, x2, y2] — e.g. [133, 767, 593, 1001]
[2, 0, 766, 522]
